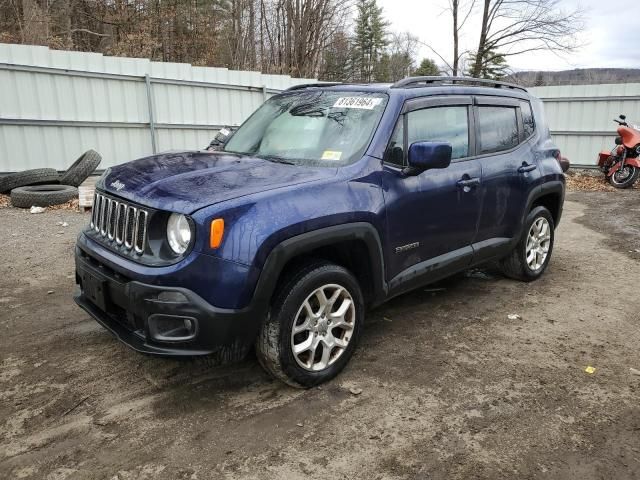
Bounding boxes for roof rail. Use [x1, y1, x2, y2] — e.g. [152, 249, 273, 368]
[285, 82, 343, 91]
[391, 76, 527, 92]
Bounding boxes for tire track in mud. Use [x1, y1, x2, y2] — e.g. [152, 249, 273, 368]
[1, 199, 639, 479]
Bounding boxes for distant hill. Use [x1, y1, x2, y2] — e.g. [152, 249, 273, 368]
[506, 68, 640, 87]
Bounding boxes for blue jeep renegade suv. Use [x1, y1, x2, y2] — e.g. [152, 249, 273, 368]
[74, 76, 566, 387]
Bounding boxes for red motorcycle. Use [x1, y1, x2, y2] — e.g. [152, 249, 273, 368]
[598, 114, 640, 188]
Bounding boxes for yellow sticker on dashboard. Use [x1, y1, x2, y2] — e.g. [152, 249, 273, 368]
[321, 150, 342, 161]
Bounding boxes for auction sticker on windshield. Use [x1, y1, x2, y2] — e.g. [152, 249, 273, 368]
[333, 97, 383, 110]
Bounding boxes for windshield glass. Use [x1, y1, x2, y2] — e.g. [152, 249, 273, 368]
[224, 91, 388, 167]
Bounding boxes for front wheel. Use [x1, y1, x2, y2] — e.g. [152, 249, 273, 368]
[256, 261, 364, 388]
[500, 206, 555, 282]
[609, 165, 639, 189]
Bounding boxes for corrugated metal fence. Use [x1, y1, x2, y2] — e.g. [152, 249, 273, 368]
[0, 44, 316, 172]
[1, 43, 639, 172]
[529, 83, 640, 167]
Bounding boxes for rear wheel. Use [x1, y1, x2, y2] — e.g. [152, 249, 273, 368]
[500, 206, 555, 282]
[256, 261, 364, 388]
[609, 165, 639, 189]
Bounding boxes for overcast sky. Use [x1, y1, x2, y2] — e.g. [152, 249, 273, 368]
[377, 0, 640, 72]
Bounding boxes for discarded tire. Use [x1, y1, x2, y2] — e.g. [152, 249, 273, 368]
[60, 150, 102, 187]
[0, 168, 60, 193]
[10, 185, 78, 208]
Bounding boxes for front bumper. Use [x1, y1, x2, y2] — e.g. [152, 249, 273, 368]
[74, 246, 261, 357]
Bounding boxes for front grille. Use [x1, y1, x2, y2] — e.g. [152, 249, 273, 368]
[90, 192, 148, 254]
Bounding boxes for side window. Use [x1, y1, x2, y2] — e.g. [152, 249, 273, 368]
[520, 101, 535, 138]
[385, 119, 404, 166]
[477, 106, 519, 154]
[407, 106, 469, 159]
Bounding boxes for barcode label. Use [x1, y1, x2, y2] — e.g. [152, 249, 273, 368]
[333, 97, 383, 110]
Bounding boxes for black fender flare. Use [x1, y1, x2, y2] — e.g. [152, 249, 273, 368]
[527, 179, 565, 226]
[250, 222, 388, 313]
[505, 180, 564, 251]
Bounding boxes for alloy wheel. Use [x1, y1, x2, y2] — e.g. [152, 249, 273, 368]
[290, 284, 356, 371]
[526, 217, 551, 271]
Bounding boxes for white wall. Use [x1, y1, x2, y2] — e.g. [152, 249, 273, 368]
[529, 83, 640, 166]
[2, 44, 639, 172]
[0, 44, 317, 172]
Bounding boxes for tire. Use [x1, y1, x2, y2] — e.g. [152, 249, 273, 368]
[0, 168, 59, 193]
[256, 261, 365, 388]
[60, 150, 102, 187]
[608, 165, 639, 189]
[499, 206, 555, 282]
[10, 184, 78, 208]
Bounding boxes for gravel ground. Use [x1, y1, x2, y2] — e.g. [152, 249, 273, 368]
[1, 191, 639, 480]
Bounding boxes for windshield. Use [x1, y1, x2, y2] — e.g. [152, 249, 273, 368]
[224, 91, 388, 167]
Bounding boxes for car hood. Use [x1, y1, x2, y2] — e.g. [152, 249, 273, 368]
[98, 151, 338, 214]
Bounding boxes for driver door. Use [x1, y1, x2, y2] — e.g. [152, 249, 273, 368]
[381, 96, 482, 292]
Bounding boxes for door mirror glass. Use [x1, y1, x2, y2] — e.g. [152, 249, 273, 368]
[407, 141, 452, 171]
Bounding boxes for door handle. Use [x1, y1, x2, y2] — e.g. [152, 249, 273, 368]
[456, 177, 481, 188]
[518, 163, 537, 173]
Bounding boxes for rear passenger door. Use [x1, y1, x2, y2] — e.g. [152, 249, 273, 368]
[472, 97, 541, 261]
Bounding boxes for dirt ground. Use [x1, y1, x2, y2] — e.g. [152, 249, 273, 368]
[1, 191, 639, 480]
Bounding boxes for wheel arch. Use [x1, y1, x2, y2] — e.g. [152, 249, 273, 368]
[251, 223, 388, 312]
[528, 180, 565, 227]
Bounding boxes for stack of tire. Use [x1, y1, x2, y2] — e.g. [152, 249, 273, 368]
[0, 150, 102, 208]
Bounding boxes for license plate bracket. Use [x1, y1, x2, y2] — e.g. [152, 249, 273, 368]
[81, 270, 108, 311]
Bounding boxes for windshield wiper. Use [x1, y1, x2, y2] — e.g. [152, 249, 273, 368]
[258, 155, 295, 165]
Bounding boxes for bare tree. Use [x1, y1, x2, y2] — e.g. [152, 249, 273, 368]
[21, 0, 49, 44]
[265, 0, 351, 78]
[449, 0, 475, 76]
[383, 32, 419, 81]
[469, 0, 584, 78]
[0, 0, 351, 78]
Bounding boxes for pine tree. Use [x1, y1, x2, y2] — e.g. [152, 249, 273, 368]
[353, 0, 389, 82]
[413, 58, 440, 76]
[466, 48, 508, 80]
[373, 53, 391, 82]
[319, 31, 354, 82]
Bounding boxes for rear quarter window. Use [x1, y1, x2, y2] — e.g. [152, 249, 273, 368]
[520, 101, 535, 138]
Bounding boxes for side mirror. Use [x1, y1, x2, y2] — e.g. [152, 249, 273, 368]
[405, 141, 452, 174]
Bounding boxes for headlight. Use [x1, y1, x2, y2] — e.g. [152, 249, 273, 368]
[166, 213, 191, 254]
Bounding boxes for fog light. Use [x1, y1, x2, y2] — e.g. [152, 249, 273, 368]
[183, 318, 193, 331]
[148, 314, 197, 342]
